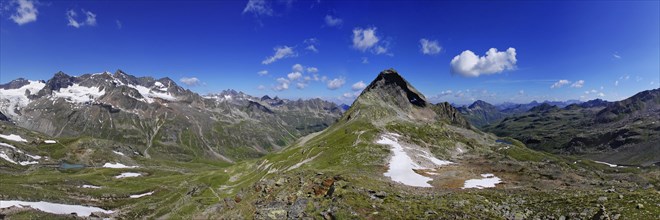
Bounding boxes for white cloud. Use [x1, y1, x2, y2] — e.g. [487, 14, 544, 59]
[570, 80, 584, 88]
[115, 20, 122, 29]
[614, 80, 619, 86]
[274, 77, 289, 91]
[585, 89, 597, 94]
[67, 9, 97, 28]
[296, 82, 307, 89]
[257, 70, 268, 76]
[450, 48, 517, 77]
[257, 85, 266, 90]
[374, 46, 389, 55]
[324, 15, 342, 27]
[550, 79, 570, 89]
[306, 45, 318, 52]
[304, 38, 319, 52]
[612, 53, 621, 59]
[292, 64, 304, 73]
[361, 57, 369, 64]
[306, 67, 318, 73]
[262, 46, 296, 64]
[287, 72, 302, 80]
[518, 90, 524, 95]
[243, 0, 273, 17]
[598, 92, 605, 97]
[351, 81, 366, 91]
[326, 77, 345, 90]
[352, 27, 379, 52]
[179, 77, 200, 86]
[419, 38, 441, 55]
[10, 0, 37, 25]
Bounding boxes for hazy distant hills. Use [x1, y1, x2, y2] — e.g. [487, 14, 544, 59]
[484, 88, 660, 166]
[456, 99, 586, 128]
[0, 70, 342, 162]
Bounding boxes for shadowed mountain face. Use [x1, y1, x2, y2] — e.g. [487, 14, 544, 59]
[343, 69, 469, 128]
[0, 70, 342, 162]
[485, 88, 660, 166]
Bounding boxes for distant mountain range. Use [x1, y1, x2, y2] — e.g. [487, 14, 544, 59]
[0, 70, 342, 162]
[484, 88, 660, 166]
[456, 99, 599, 128]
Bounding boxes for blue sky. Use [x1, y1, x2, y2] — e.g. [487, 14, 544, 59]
[1, 0, 658, 105]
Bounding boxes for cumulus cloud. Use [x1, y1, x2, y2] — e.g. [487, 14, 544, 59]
[306, 67, 318, 73]
[326, 77, 345, 90]
[67, 9, 97, 28]
[450, 48, 517, 77]
[274, 77, 289, 91]
[292, 64, 304, 73]
[296, 82, 307, 89]
[324, 15, 342, 27]
[598, 92, 605, 97]
[287, 71, 302, 80]
[419, 38, 441, 55]
[262, 46, 296, 64]
[352, 27, 379, 52]
[9, 0, 37, 25]
[351, 81, 366, 91]
[257, 70, 268, 76]
[570, 80, 584, 88]
[180, 77, 201, 86]
[242, 0, 273, 17]
[550, 80, 570, 89]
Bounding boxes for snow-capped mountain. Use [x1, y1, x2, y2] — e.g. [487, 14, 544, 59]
[0, 70, 342, 162]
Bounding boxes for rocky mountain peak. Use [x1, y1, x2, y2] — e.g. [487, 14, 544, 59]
[362, 68, 428, 108]
[468, 100, 495, 110]
[0, 78, 33, 90]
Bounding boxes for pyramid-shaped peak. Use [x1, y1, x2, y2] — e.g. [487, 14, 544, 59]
[363, 69, 427, 107]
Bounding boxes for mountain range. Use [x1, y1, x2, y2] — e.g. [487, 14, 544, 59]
[0, 69, 658, 219]
[0, 70, 342, 162]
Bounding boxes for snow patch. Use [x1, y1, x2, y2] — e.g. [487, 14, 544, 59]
[0, 200, 113, 217]
[0, 134, 28, 142]
[115, 172, 142, 178]
[127, 84, 176, 103]
[462, 173, 502, 189]
[129, 191, 154, 198]
[112, 150, 125, 156]
[52, 84, 105, 103]
[80, 184, 101, 189]
[103, 162, 138, 169]
[594, 161, 618, 168]
[379, 133, 434, 187]
[44, 140, 57, 144]
[0, 152, 17, 164]
[0, 142, 18, 150]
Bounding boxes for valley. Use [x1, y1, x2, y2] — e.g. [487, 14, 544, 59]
[0, 69, 658, 219]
